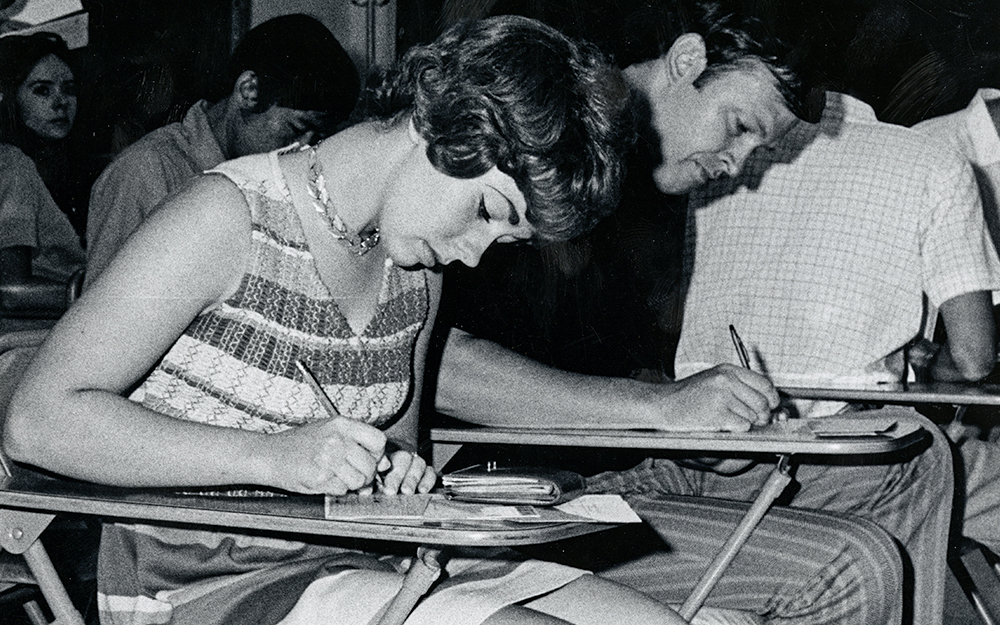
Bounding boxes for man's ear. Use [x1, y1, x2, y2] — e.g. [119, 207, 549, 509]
[661, 33, 708, 85]
[232, 70, 260, 110]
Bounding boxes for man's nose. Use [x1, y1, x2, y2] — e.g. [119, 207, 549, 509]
[727, 140, 763, 176]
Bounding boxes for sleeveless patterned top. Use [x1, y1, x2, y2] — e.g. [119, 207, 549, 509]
[129, 149, 429, 431]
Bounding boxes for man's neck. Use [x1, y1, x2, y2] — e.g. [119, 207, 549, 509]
[204, 98, 233, 159]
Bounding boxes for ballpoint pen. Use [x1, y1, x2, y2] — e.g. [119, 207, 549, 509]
[729, 325, 787, 422]
[729, 324, 751, 370]
[296, 359, 391, 488]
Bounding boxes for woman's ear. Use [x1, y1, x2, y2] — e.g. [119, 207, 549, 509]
[661, 33, 708, 85]
[232, 70, 260, 110]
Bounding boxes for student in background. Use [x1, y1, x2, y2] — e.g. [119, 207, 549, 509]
[913, 88, 1000, 276]
[84, 13, 360, 288]
[0, 32, 87, 326]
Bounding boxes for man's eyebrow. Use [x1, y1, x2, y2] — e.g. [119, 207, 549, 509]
[488, 184, 520, 225]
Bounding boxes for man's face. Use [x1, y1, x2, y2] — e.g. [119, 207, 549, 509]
[645, 61, 797, 195]
[234, 105, 331, 157]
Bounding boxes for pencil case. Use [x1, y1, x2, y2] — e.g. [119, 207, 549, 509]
[441, 465, 585, 506]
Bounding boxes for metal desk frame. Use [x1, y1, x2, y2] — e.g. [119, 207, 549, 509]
[431, 418, 926, 622]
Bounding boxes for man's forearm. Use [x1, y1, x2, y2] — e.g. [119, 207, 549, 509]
[436, 328, 658, 429]
[934, 290, 996, 381]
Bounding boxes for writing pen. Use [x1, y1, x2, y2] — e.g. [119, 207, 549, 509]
[729, 324, 751, 369]
[296, 360, 391, 488]
[729, 325, 787, 423]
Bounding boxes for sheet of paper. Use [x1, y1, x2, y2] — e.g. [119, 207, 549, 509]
[424, 498, 540, 520]
[325, 493, 432, 520]
[553, 494, 642, 523]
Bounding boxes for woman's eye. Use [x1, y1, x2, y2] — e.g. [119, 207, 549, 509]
[478, 196, 491, 222]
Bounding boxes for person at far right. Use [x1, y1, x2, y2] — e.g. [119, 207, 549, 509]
[909, 87, 1000, 560]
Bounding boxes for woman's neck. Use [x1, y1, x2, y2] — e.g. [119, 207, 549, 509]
[311, 119, 413, 233]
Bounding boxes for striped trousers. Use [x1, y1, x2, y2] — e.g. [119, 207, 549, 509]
[950, 435, 1000, 553]
[585, 408, 952, 625]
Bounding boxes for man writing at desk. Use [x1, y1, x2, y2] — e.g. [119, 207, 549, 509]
[434, 2, 954, 623]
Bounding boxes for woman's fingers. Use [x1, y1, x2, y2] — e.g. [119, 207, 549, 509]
[379, 450, 437, 495]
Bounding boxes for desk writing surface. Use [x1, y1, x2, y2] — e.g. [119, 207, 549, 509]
[431, 417, 925, 456]
[0, 464, 611, 546]
[780, 381, 1000, 406]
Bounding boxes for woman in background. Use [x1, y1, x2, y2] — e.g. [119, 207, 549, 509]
[0, 32, 87, 325]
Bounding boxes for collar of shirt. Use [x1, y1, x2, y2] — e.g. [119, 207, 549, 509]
[182, 99, 227, 172]
[965, 88, 1000, 168]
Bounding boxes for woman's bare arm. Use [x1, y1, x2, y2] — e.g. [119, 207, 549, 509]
[5, 175, 388, 494]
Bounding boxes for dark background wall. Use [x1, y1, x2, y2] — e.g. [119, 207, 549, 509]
[62, 0, 999, 170]
[400, 0, 1000, 126]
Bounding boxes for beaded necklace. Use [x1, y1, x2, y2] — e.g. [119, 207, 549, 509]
[306, 145, 380, 256]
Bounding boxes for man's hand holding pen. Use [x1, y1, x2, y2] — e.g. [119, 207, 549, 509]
[654, 364, 779, 432]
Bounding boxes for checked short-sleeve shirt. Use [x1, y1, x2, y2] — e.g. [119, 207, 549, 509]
[674, 92, 1000, 398]
[915, 88, 1000, 303]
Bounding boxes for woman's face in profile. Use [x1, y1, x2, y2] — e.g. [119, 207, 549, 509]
[17, 53, 77, 140]
[378, 128, 534, 269]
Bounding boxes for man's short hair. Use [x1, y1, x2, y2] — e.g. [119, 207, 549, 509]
[589, 0, 807, 120]
[225, 14, 360, 125]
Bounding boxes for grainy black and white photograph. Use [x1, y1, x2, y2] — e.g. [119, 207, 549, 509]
[0, 1, 999, 624]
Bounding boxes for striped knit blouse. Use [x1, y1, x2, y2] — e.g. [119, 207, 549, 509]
[129, 148, 429, 432]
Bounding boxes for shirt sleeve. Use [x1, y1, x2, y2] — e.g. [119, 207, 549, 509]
[0, 149, 48, 250]
[85, 146, 176, 287]
[920, 143, 1000, 307]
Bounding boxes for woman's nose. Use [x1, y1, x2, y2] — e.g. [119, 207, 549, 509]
[456, 236, 490, 268]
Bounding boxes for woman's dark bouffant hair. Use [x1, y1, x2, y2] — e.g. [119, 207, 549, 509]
[0, 32, 75, 146]
[355, 15, 635, 243]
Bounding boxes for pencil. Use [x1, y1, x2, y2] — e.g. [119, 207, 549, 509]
[295, 359, 341, 418]
[296, 359, 390, 489]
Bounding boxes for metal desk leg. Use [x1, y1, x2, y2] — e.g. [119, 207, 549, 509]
[372, 546, 445, 625]
[679, 455, 794, 622]
[0, 508, 85, 625]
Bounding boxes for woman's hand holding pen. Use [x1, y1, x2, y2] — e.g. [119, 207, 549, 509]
[267, 416, 388, 495]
